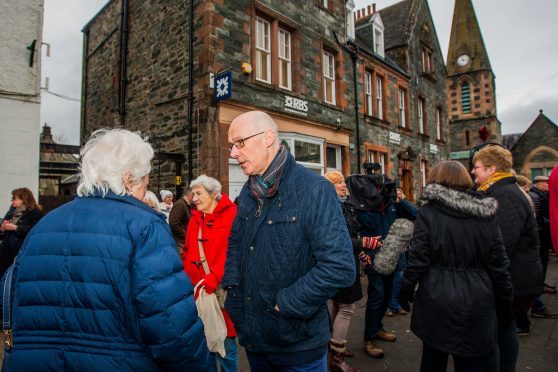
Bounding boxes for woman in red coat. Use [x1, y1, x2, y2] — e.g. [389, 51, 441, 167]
[183, 175, 238, 372]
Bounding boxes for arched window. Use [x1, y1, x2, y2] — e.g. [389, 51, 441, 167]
[461, 82, 471, 113]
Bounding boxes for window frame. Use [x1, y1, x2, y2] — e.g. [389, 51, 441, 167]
[435, 106, 443, 140]
[364, 71, 373, 116]
[255, 17, 272, 84]
[376, 75, 384, 120]
[418, 97, 425, 134]
[323, 49, 337, 105]
[421, 47, 433, 73]
[278, 28, 292, 90]
[420, 159, 428, 190]
[398, 87, 407, 128]
[461, 81, 471, 114]
[280, 132, 325, 174]
[326, 144, 342, 172]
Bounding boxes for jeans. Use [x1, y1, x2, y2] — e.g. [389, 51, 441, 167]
[364, 270, 394, 341]
[246, 351, 327, 372]
[420, 343, 498, 372]
[389, 270, 403, 311]
[215, 337, 238, 372]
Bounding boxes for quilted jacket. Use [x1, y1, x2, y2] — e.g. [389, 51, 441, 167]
[222, 153, 355, 354]
[2, 191, 212, 371]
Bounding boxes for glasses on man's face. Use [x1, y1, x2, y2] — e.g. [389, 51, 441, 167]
[228, 131, 265, 152]
[472, 165, 486, 171]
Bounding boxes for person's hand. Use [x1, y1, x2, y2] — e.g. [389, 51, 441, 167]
[274, 304, 280, 312]
[363, 236, 382, 250]
[359, 251, 372, 269]
[203, 275, 218, 294]
[0, 222, 16, 232]
[399, 286, 414, 312]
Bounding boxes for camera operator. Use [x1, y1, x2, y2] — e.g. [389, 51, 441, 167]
[357, 163, 417, 359]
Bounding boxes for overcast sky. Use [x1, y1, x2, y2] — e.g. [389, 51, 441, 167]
[41, 0, 558, 145]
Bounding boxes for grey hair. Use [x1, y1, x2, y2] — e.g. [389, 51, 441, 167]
[77, 128, 154, 197]
[190, 175, 222, 200]
[143, 190, 161, 211]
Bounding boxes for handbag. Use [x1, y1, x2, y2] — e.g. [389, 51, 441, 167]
[197, 227, 227, 308]
[194, 281, 227, 357]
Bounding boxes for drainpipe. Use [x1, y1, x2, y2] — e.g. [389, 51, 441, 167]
[81, 29, 89, 145]
[187, 0, 194, 182]
[118, 0, 129, 127]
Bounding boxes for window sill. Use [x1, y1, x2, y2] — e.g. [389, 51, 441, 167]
[420, 72, 437, 83]
[399, 126, 413, 136]
[418, 133, 430, 140]
[436, 139, 446, 145]
[364, 115, 390, 128]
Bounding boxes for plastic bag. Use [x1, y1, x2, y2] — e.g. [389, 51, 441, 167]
[194, 280, 227, 357]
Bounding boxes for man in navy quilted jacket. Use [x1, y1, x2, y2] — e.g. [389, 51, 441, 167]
[223, 111, 355, 371]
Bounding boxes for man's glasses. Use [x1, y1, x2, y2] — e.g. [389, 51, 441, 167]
[472, 165, 487, 171]
[228, 131, 265, 152]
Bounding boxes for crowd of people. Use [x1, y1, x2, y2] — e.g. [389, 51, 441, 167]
[0, 110, 556, 372]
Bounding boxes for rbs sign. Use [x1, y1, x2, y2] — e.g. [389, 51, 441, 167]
[284, 95, 308, 116]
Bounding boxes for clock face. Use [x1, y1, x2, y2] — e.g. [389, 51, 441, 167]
[456, 54, 471, 67]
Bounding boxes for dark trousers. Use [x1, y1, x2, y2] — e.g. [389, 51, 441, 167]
[246, 351, 327, 372]
[497, 319, 519, 372]
[364, 270, 394, 341]
[420, 343, 498, 372]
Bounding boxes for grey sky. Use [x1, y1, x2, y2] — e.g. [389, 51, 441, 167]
[41, 0, 558, 145]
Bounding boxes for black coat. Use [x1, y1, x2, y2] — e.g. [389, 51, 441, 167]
[332, 197, 364, 304]
[401, 184, 512, 357]
[485, 177, 543, 299]
[0, 207, 42, 277]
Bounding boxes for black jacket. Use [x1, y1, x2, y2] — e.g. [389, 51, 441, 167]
[332, 197, 364, 304]
[486, 177, 543, 299]
[401, 184, 512, 357]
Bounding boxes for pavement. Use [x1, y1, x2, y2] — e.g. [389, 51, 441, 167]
[237, 253, 558, 371]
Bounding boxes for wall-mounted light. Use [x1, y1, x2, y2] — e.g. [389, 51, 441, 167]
[241, 62, 252, 75]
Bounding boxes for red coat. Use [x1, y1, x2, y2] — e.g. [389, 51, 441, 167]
[550, 166, 558, 254]
[183, 193, 237, 337]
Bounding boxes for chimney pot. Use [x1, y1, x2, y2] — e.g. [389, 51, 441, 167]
[367, 5, 371, 16]
[373, 4, 376, 13]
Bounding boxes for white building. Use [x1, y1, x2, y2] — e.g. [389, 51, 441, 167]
[0, 0, 44, 206]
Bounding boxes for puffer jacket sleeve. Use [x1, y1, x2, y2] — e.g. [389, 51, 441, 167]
[276, 180, 355, 319]
[401, 210, 431, 291]
[132, 221, 212, 371]
[485, 219, 513, 305]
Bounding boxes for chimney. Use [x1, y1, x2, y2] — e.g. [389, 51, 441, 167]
[41, 123, 53, 143]
[373, 4, 376, 13]
[367, 5, 371, 16]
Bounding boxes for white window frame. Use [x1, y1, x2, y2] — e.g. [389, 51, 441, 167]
[376, 76, 383, 119]
[367, 150, 388, 174]
[418, 98, 424, 134]
[420, 160, 427, 188]
[326, 144, 342, 172]
[436, 107, 442, 140]
[346, 0, 355, 40]
[365, 71, 373, 116]
[255, 17, 271, 83]
[280, 132, 325, 174]
[373, 24, 384, 57]
[278, 28, 292, 90]
[398, 88, 406, 127]
[322, 0, 329, 9]
[323, 50, 336, 105]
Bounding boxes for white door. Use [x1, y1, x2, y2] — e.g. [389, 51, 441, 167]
[228, 159, 249, 201]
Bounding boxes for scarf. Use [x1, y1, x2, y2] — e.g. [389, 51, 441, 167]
[338, 195, 348, 203]
[249, 146, 288, 209]
[10, 205, 27, 225]
[477, 172, 514, 191]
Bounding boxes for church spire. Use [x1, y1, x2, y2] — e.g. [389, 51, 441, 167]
[446, 0, 492, 76]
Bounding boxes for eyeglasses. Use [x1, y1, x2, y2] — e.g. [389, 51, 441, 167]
[228, 131, 265, 152]
[472, 165, 487, 171]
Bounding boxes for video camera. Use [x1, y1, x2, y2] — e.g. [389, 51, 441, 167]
[346, 162, 399, 211]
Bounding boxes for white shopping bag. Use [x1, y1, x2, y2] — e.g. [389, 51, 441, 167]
[194, 281, 227, 357]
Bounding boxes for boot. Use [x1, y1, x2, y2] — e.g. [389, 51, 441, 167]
[329, 339, 360, 372]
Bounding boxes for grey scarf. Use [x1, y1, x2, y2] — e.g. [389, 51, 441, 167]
[10, 205, 27, 225]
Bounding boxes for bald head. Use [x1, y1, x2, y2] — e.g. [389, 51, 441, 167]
[228, 111, 281, 176]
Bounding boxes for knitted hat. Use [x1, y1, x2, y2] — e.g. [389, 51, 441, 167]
[324, 170, 344, 185]
[160, 189, 173, 200]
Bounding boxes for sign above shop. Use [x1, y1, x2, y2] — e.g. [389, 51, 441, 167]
[450, 151, 470, 160]
[213, 70, 232, 103]
[429, 144, 438, 154]
[389, 132, 401, 144]
[283, 95, 308, 116]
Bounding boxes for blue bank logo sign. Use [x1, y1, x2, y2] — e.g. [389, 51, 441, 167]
[214, 71, 232, 102]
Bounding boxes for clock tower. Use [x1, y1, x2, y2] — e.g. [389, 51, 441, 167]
[446, 0, 501, 162]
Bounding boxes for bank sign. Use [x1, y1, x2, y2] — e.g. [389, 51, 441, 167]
[213, 71, 232, 103]
[283, 95, 308, 116]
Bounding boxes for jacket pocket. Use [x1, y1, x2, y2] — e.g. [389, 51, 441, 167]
[224, 287, 244, 333]
[260, 305, 309, 346]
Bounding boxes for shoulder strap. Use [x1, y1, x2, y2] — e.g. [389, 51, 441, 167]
[2, 264, 16, 330]
[197, 227, 211, 275]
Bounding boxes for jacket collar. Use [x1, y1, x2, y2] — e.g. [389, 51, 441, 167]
[420, 183, 497, 218]
[84, 189, 167, 222]
[192, 193, 234, 221]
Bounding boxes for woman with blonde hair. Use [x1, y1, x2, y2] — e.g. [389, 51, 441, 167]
[400, 160, 512, 371]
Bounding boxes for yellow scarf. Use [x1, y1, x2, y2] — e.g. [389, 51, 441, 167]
[477, 172, 513, 191]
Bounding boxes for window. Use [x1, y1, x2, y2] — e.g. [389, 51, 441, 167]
[398, 88, 407, 127]
[255, 17, 271, 83]
[323, 50, 336, 105]
[376, 76, 383, 119]
[326, 145, 342, 172]
[278, 29, 292, 90]
[373, 27, 384, 57]
[418, 98, 425, 134]
[365, 71, 373, 116]
[367, 150, 388, 174]
[322, 0, 329, 9]
[280, 133, 325, 174]
[461, 82, 471, 113]
[422, 47, 433, 73]
[420, 160, 428, 188]
[436, 107, 442, 140]
[346, 0, 355, 40]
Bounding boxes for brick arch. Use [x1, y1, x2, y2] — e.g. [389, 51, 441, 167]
[520, 145, 558, 176]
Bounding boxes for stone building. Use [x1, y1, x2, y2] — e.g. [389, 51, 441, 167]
[509, 110, 558, 179]
[0, 0, 44, 205]
[82, 0, 448, 201]
[446, 0, 501, 165]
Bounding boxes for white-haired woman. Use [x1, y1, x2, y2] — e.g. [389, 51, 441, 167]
[2, 129, 212, 371]
[159, 189, 174, 220]
[143, 190, 162, 212]
[182, 175, 238, 372]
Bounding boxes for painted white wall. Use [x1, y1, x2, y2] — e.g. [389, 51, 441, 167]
[0, 0, 43, 208]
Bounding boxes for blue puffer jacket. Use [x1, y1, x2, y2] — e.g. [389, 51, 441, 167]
[3, 191, 212, 371]
[223, 153, 355, 354]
